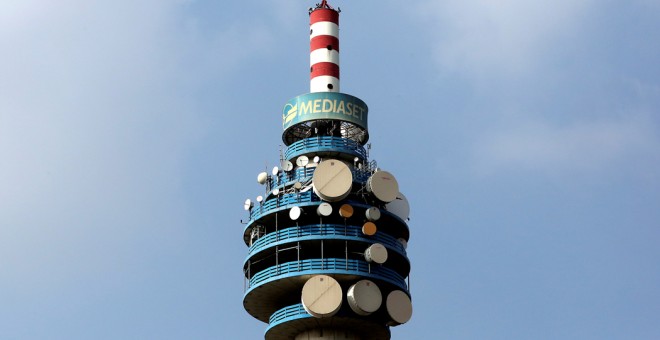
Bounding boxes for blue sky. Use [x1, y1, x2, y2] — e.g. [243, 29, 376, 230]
[1, 0, 659, 339]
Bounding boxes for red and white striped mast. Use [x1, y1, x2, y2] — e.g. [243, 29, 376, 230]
[309, 0, 340, 93]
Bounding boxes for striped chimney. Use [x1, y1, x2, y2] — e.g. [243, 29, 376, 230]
[309, 4, 340, 93]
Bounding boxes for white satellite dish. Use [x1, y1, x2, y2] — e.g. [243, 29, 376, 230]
[366, 207, 381, 221]
[243, 199, 253, 211]
[296, 155, 309, 167]
[289, 206, 302, 220]
[272, 188, 280, 196]
[313, 156, 320, 163]
[272, 166, 280, 176]
[312, 159, 353, 202]
[257, 172, 268, 185]
[364, 243, 388, 264]
[282, 160, 294, 172]
[317, 202, 333, 217]
[385, 192, 410, 221]
[301, 275, 342, 318]
[386, 290, 413, 325]
[347, 280, 382, 316]
[256, 195, 263, 203]
[367, 171, 399, 203]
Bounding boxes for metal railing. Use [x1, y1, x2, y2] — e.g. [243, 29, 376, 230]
[284, 136, 367, 161]
[246, 258, 408, 293]
[268, 303, 308, 326]
[248, 224, 407, 256]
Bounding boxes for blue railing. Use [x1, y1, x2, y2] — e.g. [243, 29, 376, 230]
[285, 136, 367, 161]
[246, 258, 408, 293]
[249, 191, 320, 220]
[248, 224, 407, 256]
[268, 303, 308, 326]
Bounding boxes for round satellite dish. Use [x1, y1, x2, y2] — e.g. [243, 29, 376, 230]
[296, 155, 309, 167]
[339, 204, 354, 218]
[272, 166, 280, 176]
[317, 202, 333, 217]
[301, 275, 342, 318]
[365, 207, 381, 221]
[256, 195, 263, 203]
[347, 280, 382, 316]
[257, 172, 268, 185]
[289, 206, 302, 220]
[243, 199, 253, 211]
[362, 222, 377, 236]
[312, 159, 353, 202]
[272, 188, 280, 196]
[282, 160, 294, 172]
[367, 171, 399, 203]
[386, 290, 413, 325]
[398, 238, 408, 250]
[293, 182, 302, 190]
[313, 156, 320, 163]
[354, 157, 360, 163]
[385, 192, 410, 221]
[364, 243, 388, 264]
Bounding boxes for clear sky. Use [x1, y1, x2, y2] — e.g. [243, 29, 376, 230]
[1, 1, 659, 339]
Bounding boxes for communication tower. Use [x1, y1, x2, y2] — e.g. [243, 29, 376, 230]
[242, 2, 412, 339]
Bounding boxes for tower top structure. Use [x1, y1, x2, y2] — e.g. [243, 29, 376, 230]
[241, 3, 413, 338]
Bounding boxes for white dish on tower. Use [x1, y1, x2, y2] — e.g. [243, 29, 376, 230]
[386, 290, 413, 325]
[367, 171, 399, 203]
[272, 188, 280, 196]
[256, 195, 263, 203]
[282, 160, 294, 172]
[365, 207, 381, 221]
[385, 192, 410, 221]
[296, 155, 309, 167]
[257, 172, 268, 185]
[289, 206, 301, 220]
[243, 199, 253, 211]
[312, 159, 353, 202]
[347, 280, 382, 316]
[301, 275, 342, 318]
[317, 202, 333, 217]
[272, 166, 280, 176]
[364, 243, 388, 264]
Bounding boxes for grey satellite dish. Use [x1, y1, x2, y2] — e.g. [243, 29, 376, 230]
[257, 172, 268, 185]
[398, 238, 408, 250]
[256, 195, 263, 203]
[386, 290, 413, 325]
[347, 280, 382, 316]
[272, 166, 279, 176]
[296, 155, 309, 167]
[289, 206, 302, 220]
[293, 182, 303, 190]
[282, 160, 294, 172]
[243, 199, 253, 211]
[365, 207, 381, 221]
[385, 192, 410, 221]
